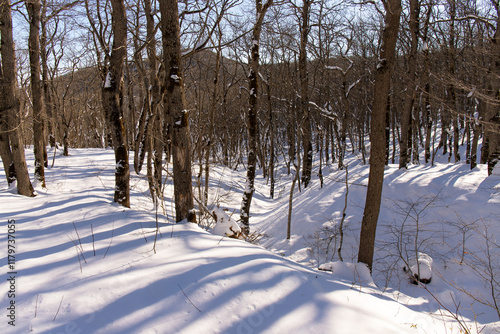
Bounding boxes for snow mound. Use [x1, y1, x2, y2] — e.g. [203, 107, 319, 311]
[319, 261, 375, 286]
[404, 252, 433, 284]
[210, 207, 243, 239]
[493, 163, 500, 175]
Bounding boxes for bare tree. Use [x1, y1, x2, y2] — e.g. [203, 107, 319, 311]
[358, 0, 402, 272]
[299, 0, 312, 187]
[240, 0, 273, 236]
[482, 0, 500, 175]
[399, 0, 420, 169]
[159, 0, 196, 222]
[26, 0, 46, 187]
[0, 0, 35, 196]
[83, 0, 130, 207]
[105, 0, 130, 207]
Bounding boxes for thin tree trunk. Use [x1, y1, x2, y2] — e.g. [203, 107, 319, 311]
[471, 104, 482, 169]
[204, 48, 221, 208]
[447, 0, 460, 163]
[300, 0, 312, 187]
[40, 0, 55, 148]
[287, 100, 296, 175]
[422, 1, 433, 163]
[102, 0, 130, 207]
[399, 0, 419, 169]
[385, 95, 391, 165]
[27, 0, 46, 187]
[265, 71, 275, 198]
[358, 0, 402, 272]
[287, 162, 299, 240]
[240, 0, 273, 235]
[145, 0, 163, 198]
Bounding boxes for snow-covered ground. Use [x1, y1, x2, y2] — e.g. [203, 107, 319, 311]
[1, 146, 499, 333]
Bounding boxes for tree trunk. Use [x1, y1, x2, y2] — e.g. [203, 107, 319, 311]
[27, 0, 46, 187]
[159, 0, 196, 222]
[399, 0, 419, 169]
[0, 59, 15, 185]
[446, 0, 460, 163]
[40, 0, 55, 148]
[265, 71, 275, 198]
[0, 117, 15, 185]
[483, 2, 500, 175]
[240, 0, 273, 235]
[470, 104, 482, 169]
[300, 0, 312, 187]
[422, 1, 433, 164]
[102, 0, 130, 207]
[0, 0, 35, 196]
[358, 0, 402, 272]
[205, 48, 221, 208]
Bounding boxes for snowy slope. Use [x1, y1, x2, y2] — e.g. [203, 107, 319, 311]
[202, 148, 500, 332]
[0, 148, 499, 333]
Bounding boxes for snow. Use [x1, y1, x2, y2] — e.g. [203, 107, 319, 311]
[0, 144, 499, 333]
[493, 163, 500, 175]
[325, 65, 345, 72]
[404, 252, 433, 284]
[104, 71, 112, 88]
[423, 41, 429, 51]
[210, 207, 242, 238]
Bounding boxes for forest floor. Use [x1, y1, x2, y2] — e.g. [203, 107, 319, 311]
[0, 146, 499, 333]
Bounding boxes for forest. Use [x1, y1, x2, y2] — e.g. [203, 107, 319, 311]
[1, 0, 500, 333]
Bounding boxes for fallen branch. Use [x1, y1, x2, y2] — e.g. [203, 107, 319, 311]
[178, 284, 201, 313]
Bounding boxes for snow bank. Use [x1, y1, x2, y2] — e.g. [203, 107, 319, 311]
[210, 207, 242, 239]
[319, 261, 375, 287]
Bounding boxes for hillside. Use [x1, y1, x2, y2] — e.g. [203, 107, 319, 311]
[0, 147, 499, 333]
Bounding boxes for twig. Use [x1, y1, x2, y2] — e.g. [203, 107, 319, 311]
[91, 224, 96, 256]
[178, 284, 201, 312]
[103, 221, 115, 259]
[67, 235, 83, 272]
[53, 296, 64, 321]
[72, 223, 87, 263]
[422, 283, 471, 334]
[139, 221, 148, 243]
[34, 294, 39, 318]
[153, 202, 159, 254]
[338, 165, 349, 262]
[51, 145, 57, 168]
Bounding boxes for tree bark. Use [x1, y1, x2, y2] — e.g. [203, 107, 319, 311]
[399, 0, 419, 169]
[159, 0, 196, 222]
[102, 0, 130, 207]
[300, 0, 312, 187]
[27, 0, 46, 187]
[483, 1, 500, 175]
[0, 0, 35, 196]
[358, 0, 402, 272]
[205, 48, 221, 208]
[422, 0, 433, 164]
[447, 0, 460, 163]
[40, 0, 55, 148]
[240, 0, 273, 235]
